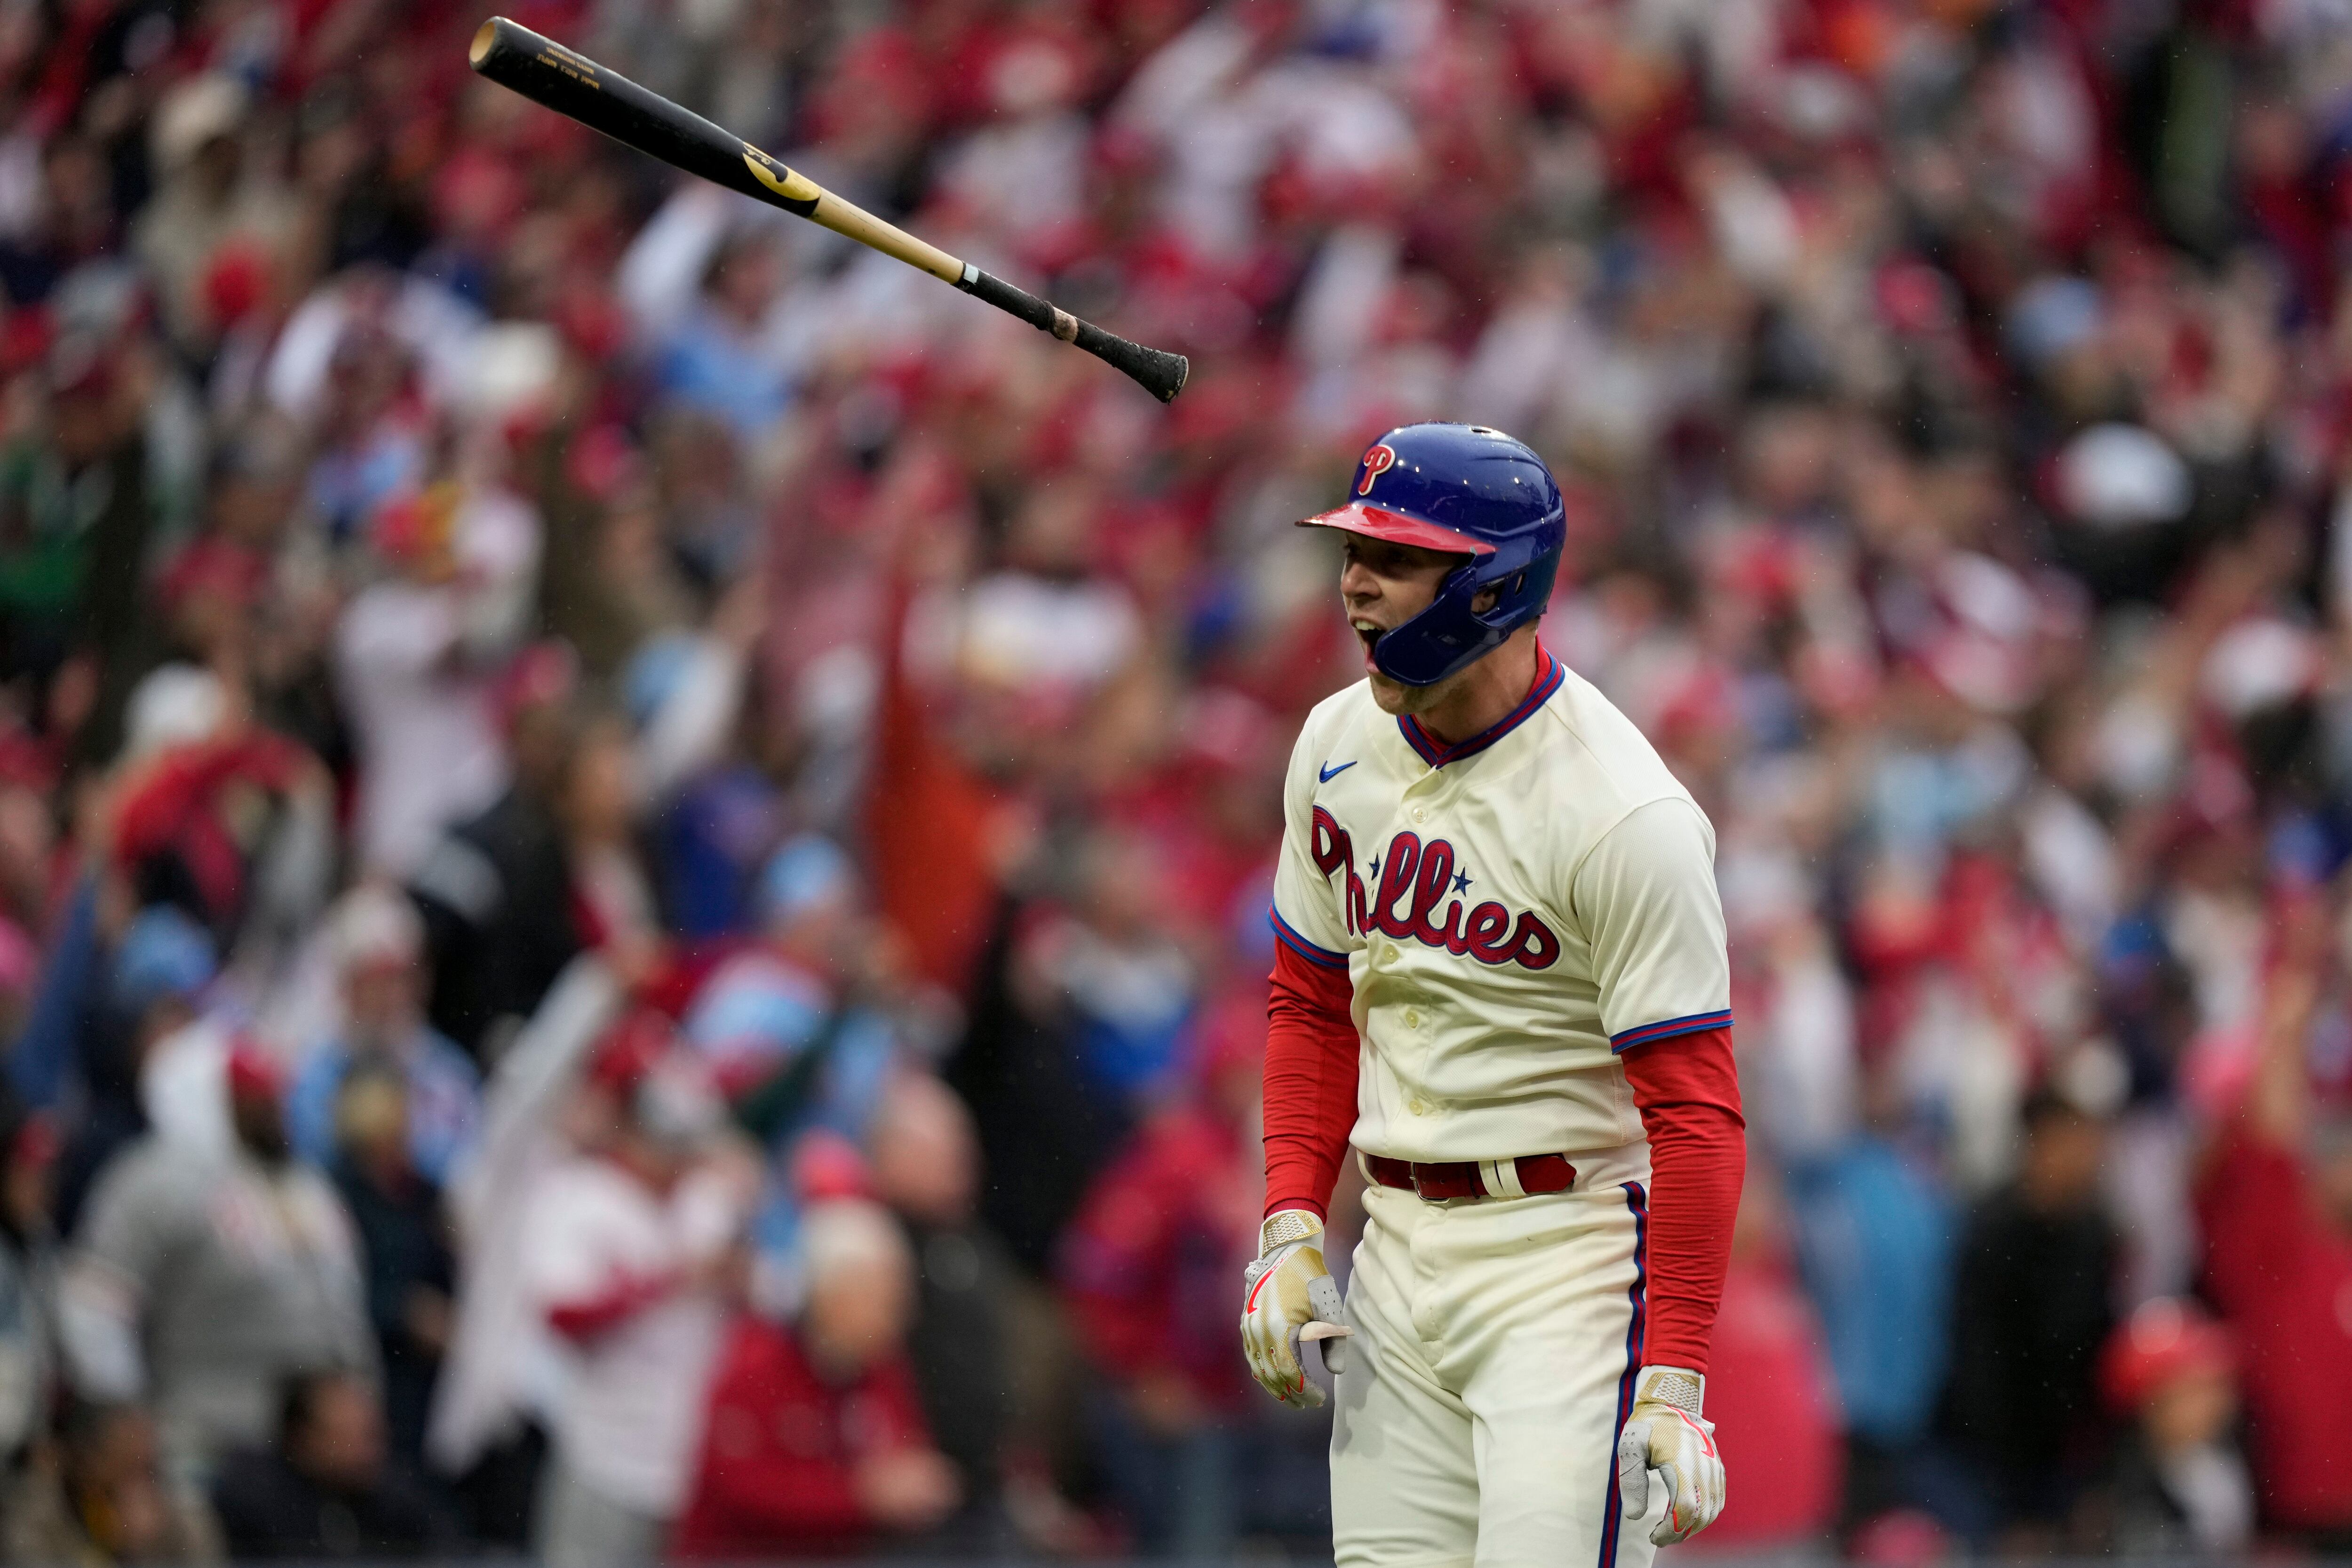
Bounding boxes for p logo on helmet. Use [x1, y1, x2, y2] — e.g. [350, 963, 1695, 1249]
[1356, 445, 1397, 496]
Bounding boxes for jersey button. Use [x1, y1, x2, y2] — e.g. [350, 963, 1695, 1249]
[1404, 1009, 1421, 1030]
[1408, 1096, 1430, 1115]
[1411, 807, 1427, 825]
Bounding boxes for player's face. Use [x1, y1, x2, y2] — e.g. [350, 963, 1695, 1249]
[1340, 535, 1470, 713]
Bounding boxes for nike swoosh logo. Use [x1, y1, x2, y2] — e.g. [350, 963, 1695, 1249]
[1319, 761, 1357, 782]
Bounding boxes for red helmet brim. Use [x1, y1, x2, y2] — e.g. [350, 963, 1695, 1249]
[1298, 503, 1495, 556]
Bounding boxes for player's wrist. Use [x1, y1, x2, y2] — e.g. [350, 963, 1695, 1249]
[1258, 1207, 1325, 1257]
[1632, 1365, 1705, 1417]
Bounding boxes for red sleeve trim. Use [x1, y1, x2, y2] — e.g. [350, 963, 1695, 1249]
[1261, 939, 1359, 1221]
[1621, 1025, 1744, 1375]
[546, 1269, 683, 1342]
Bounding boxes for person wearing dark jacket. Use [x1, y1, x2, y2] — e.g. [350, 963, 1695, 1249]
[405, 655, 583, 1059]
[1942, 1086, 2119, 1544]
[326, 1065, 454, 1472]
[868, 1071, 1015, 1539]
[209, 1370, 456, 1559]
[43, 902, 216, 1237]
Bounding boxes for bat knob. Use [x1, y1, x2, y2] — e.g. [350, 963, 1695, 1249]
[1074, 324, 1188, 403]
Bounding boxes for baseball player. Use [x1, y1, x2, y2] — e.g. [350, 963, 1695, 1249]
[1240, 423, 1747, 1567]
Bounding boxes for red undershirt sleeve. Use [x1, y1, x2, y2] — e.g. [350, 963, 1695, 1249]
[1620, 1024, 1745, 1375]
[1262, 939, 1360, 1221]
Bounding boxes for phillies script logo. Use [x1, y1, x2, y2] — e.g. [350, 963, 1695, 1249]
[1356, 444, 1396, 496]
[1311, 807, 1560, 970]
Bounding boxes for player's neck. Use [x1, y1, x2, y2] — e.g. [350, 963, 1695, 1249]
[1411, 634, 1544, 747]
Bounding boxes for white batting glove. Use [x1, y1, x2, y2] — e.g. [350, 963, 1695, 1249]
[1616, 1366, 1724, 1545]
[1239, 1209, 1352, 1409]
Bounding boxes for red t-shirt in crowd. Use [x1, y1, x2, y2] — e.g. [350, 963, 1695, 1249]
[1674, 1252, 1841, 1552]
[2194, 1125, 2352, 1531]
[1058, 1103, 1260, 1408]
[673, 1313, 937, 1560]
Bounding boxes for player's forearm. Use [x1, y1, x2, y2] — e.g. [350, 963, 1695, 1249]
[544, 1267, 683, 1342]
[1623, 1026, 1745, 1374]
[1263, 940, 1359, 1219]
[2249, 931, 2322, 1147]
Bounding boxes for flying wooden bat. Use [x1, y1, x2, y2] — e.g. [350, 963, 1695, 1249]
[468, 16, 1189, 403]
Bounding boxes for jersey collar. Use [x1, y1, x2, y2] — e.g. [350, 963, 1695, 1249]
[1397, 645, 1564, 769]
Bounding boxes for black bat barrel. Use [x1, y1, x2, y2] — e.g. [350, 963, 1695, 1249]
[468, 18, 809, 215]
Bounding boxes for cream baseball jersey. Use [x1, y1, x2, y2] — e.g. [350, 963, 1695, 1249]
[1268, 645, 1731, 1163]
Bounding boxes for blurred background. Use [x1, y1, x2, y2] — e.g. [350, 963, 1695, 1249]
[0, 0, 2350, 1561]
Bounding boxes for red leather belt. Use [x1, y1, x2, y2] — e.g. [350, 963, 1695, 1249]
[1365, 1152, 1577, 1202]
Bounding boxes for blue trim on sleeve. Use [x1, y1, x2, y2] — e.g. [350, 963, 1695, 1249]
[1268, 907, 1350, 970]
[1609, 1008, 1733, 1053]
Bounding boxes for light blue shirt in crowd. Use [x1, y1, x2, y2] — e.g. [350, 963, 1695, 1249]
[286, 1027, 482, 1186]
[1786, 1137, 1957, 1445]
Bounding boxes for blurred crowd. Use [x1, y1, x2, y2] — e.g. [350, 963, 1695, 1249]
[0, 0, 2351, 1561]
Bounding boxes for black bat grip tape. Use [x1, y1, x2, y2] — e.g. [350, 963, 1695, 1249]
[961, 269, 1188, 405]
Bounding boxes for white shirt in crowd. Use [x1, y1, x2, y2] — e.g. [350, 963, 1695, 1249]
[519, 1157, 742, 1517]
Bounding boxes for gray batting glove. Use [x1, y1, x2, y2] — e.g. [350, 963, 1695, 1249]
[1239, 1209, 1352, 1407]
[1617, 1366, 1725, 1545]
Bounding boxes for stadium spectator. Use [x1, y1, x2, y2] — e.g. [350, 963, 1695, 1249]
[107, 721, 330, 949]
[2095, 1298, 2252, 1556]
[674, 1198, 959, 1559]
[421, 958, 622, 1548]
[2, 1399, 219, 1567]
[1942, 1084, 2122, 1547]
[42, 901, 216, 1235]
[325, 1063, 455, 1473]
[406, 650, 586, 1058]
[1057, 1005, 1262, 1555]
[2193, 894, 2352, 1545]
[867, 1068, 1016, 1536]
[681, 834, 899, 1131]
[57, 1041, 372, 1483]
[286, 885, 480, 1186]
[1783, 1071, 1958, 1539]
[333, 485, 534, 880]
[1682, 1172, 1840, 1553]
[520, 1012, 748, 1568]
[209, 1369, 456, 1560]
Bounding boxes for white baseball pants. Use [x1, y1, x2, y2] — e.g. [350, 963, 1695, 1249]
[1330, 1154, 1661, 1568]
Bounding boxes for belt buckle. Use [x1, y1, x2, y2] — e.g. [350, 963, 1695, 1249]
[1410, 1162, 1478, 1204]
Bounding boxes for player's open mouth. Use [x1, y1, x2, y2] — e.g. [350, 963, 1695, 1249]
[1352, 619, 1385, 668]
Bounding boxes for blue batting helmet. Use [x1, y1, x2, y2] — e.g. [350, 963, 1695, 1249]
[1301, 423, 1566, 687]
